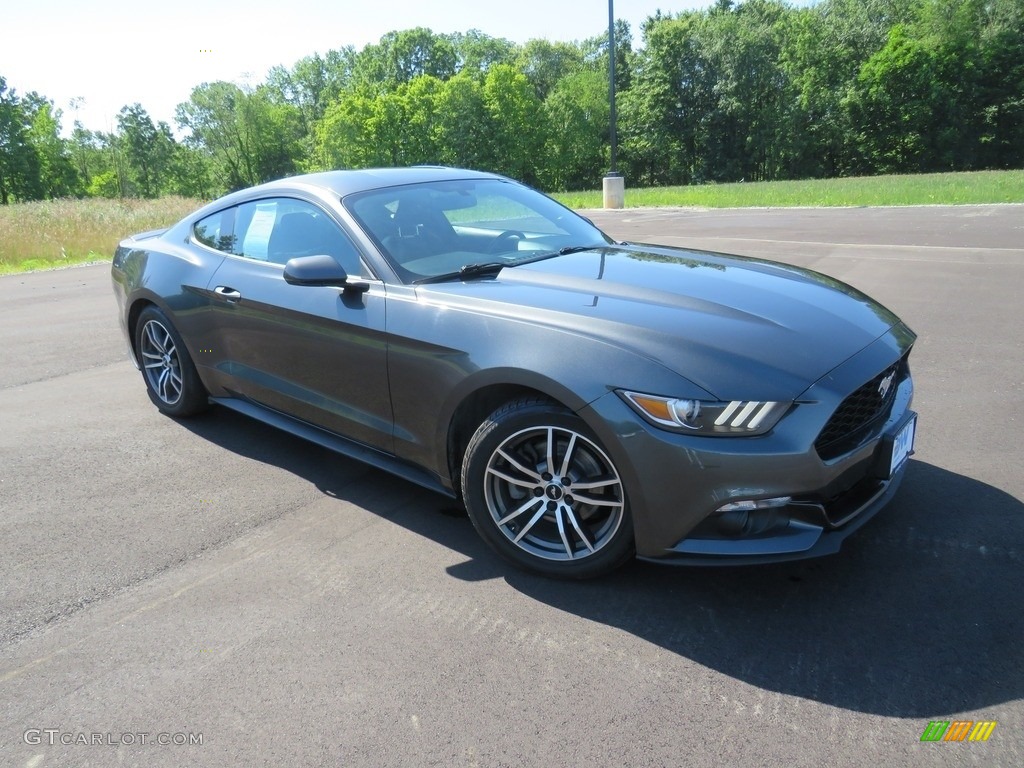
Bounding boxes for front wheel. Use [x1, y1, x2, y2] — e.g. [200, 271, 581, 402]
[462, 398, 634, 579]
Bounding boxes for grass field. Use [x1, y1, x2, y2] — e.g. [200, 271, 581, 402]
[1, 170, 1022, 275]
[0, 196, 204, 275]
[554, 169, 1024, 209]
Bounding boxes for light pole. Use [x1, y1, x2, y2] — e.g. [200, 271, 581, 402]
[603, 0, 625, 208]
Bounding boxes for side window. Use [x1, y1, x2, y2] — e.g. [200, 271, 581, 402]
[233, 198, 364, 275]
[193, 209, 236, 253]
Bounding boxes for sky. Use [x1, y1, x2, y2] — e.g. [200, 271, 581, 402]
[1, 0, 718, 136]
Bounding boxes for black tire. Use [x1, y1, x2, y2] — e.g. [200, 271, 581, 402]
[462, 397, 634, 579]
[134, 305, 209, 417]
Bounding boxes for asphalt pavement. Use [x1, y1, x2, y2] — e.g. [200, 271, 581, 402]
[1, 204, 1021, 767]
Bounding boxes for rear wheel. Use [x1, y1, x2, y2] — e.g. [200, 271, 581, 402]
[462, 397, 634, 578]
[134, 305, 208, 417]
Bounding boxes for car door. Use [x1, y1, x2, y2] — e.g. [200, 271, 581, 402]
[205, 196, 393, 453]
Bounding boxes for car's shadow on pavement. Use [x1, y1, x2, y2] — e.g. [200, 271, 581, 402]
[180, 409, 1023, 719]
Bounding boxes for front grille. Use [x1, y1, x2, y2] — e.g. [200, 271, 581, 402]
[790, 475, 887, 528]
[815, 357, 906, 461]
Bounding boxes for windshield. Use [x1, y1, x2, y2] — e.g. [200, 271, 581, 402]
[344, 178, 612, 283]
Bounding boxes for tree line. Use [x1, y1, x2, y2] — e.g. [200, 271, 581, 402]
[1, 0, 1021, 205]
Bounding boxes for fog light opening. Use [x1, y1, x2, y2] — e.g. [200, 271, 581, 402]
[710, 496, 792, 537]
[715, 496, 792, 514]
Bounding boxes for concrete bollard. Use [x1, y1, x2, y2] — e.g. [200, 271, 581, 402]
[603, 174, 625, 209]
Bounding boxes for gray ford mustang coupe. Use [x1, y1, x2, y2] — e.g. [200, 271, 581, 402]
[111, 167, 917, 578]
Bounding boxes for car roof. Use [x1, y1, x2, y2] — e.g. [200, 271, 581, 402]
[251, 166, 504, 199]
[178, 167, 512, 229]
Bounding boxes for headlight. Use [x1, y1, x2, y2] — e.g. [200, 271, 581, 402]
[620, 391, 791, 436]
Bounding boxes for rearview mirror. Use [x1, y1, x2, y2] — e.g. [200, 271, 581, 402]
[283, 255, 369, 293]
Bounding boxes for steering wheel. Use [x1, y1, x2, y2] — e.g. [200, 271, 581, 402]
[488, 230, 525, 254]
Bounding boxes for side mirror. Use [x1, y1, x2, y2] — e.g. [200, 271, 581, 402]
[283, 254, 369, 293]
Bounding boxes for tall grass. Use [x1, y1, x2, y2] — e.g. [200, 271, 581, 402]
[554, 169, 1024, 209]
[0, 196, 204, 274]
[2, 170, 1022, 274]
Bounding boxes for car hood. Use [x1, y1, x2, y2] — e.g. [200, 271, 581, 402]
[423, 245, 908, 401]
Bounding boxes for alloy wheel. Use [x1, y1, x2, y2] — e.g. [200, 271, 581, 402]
[139, 319, 183, 406]
[483, 425, 625, 561]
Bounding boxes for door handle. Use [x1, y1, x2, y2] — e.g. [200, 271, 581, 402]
[214, 286, 242, 303]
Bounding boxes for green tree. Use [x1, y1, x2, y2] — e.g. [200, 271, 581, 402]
[847, 24, 952, 173]
[624, 2, 807, 184]
[581, 19, 634, 92]
[516, 39, 585, 101]
[448, 30, 517, 74]
[353, 29, 458, 91]
[482, 65, 544, 183]
[117, 104, 177, 197]
[265, 47, 360, 169]
[977, 0, 1024, 167]
[434, 74, 492, 169]
[176, 82, 303, 192]
[95, 130, 129, 197]
[176, 82, 248, 189]
[398, 76, 444, 165]
[314, 89, 397, 169]
[86, 169, 121, 198]
[619, 12, 716, 185]
[781, 0, 914, 176]
[266, 49, 358, 126]
[0, 77, 42, 204]
[168, 143, 214, 198]
[541, 69, 609, 190]
[24, 93, 79, 197]
[701, 0, 799, 182]
[68, 122, 109, 193]
[315, 76, 447, 170]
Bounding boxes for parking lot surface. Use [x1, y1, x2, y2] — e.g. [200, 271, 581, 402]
[1, 205, 1021, 767]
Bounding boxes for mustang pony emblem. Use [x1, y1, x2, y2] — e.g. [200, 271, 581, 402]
[878, 370, 897, 400]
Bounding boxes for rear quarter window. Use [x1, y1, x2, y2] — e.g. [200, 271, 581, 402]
[193, 209, 236, 252]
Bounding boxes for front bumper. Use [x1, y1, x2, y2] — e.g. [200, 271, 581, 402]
[645, 446, 910, 565]
[580, 330, 916, 564]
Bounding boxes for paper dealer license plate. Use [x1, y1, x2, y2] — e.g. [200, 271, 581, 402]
[889, 414, 916, 477]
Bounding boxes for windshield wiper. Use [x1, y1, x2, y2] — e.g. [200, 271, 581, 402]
[416, 262, 508, 284]
[460, 262, 507, 278]
[415, 246, 609, 285]
[557, 245, 605, 255]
